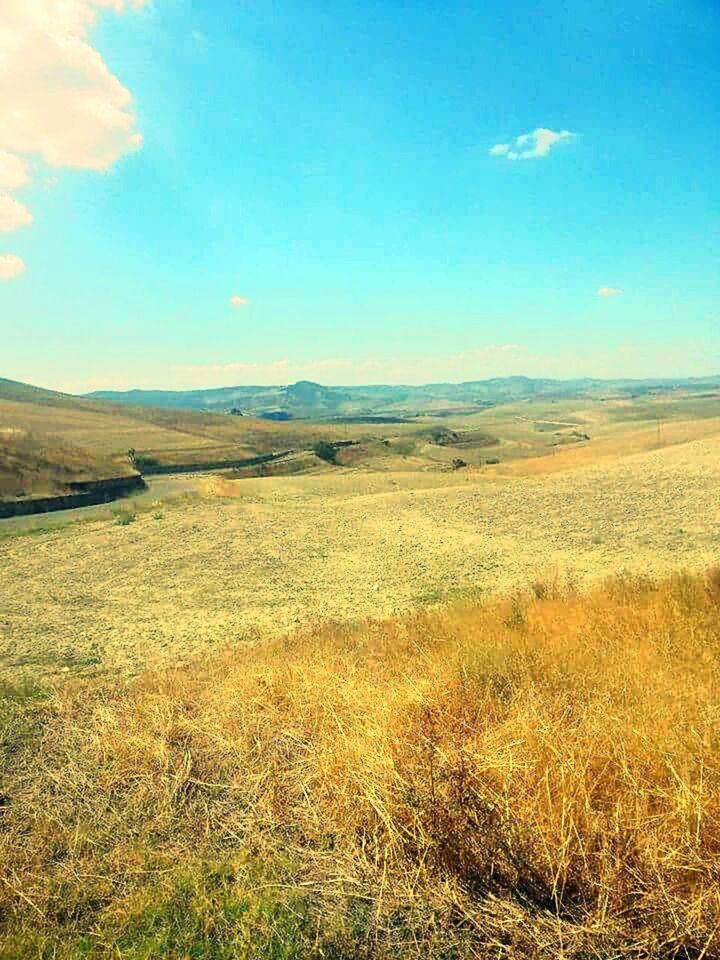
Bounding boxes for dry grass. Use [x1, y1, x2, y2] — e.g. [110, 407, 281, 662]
[0, 427, 127, 498]
[2, 397, 720, 956]
[2, 432, 720, 681]
[3, 383, 718, 490]
[0, 394, 368, 472]
[2, 570, 720, 957]
[494, 418, 720, 477]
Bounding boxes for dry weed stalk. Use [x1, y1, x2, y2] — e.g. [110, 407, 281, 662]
[1, 571, 719, 957]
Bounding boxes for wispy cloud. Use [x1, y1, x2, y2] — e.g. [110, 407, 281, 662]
[597, 286, 622, 298]
[63, 338, 720, 394]
[0, 254, 26, 281]
[490, 128, 576, 161]
[230, 295, 250, 308]
[167, 345, 529, 389]
[0, 0, 147, 270]
[189, 29, 210, 52]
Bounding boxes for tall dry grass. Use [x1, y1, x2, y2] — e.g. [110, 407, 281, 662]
[2, 570, 720, 957]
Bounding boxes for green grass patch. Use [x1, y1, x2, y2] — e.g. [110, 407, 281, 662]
[0, 678, 52, 762]
[112, 509, 136, 527]
[2, 864, 316, 960]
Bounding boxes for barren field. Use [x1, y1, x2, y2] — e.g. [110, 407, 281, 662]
[2, 433, 719, 681]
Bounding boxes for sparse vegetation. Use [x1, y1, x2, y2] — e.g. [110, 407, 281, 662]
[390, 437, 417, 456]
[112, 508, 136, 526]
[4, 378, 720, 495]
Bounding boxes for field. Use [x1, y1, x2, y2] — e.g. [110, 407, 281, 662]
[2, 375, 720, 495]
[2, 385, 720, 956]
[2, 428, 719, 680]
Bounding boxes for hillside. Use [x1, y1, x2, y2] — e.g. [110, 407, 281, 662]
[85, 374, 720, 417]
[4, 375, 720, 500]
[0, 428, 133, 499]
[0, 380, 145, 498]
[3, 428, 719, 676]
[0, 377, 74, 404]
[2, 431, 720, 955]
[0, 377, 370, 490]
[3, 393, 720, 956]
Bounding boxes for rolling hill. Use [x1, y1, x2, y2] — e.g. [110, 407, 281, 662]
[4, 373, 720, 500]
[85, 374, 720, 418]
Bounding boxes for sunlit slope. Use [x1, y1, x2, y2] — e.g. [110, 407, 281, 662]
[2, 431, 718, 679]
[0, 377, 362, 472]
[3, 377, 720, 480]
[0, 428, 133, 499]
[0, 380, 140, 497]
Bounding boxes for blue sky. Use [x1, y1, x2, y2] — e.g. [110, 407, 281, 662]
[1, 0, 719, 392]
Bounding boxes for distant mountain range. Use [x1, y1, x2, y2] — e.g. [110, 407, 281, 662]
[84, 375, 720, 419]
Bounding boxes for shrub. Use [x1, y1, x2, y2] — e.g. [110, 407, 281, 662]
[112, 509, 135, 526]
[312, 441, 338, 464]
[133, 455, 161, 471]
[391, 438, 417, 457]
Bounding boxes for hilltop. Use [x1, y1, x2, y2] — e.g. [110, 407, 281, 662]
[85, 374, 720, 418]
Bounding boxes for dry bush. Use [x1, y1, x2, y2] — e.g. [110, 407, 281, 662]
[1, 574, 720, 957]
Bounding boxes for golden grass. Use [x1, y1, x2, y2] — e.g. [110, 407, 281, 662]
[2, 570, 720, 957]
[0, 427, 128, 498]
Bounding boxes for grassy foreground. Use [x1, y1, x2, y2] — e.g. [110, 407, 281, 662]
[2, 571, 720, 958]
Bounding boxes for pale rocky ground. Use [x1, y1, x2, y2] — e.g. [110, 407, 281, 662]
[2, 435, 719, 680]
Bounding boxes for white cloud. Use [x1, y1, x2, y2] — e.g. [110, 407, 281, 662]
[0, 0, 146, 172]
[230, 294, 250, 307]
[0, 150, 29, 190]
[0, 254, 26, 280]
[0, 0, 146, 267]
[597, 286, 622, 298]
[0, 194, 33, 232]
[490, 128, 576, 161]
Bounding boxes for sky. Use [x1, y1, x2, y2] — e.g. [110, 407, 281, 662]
[1, 0, 719, 393]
